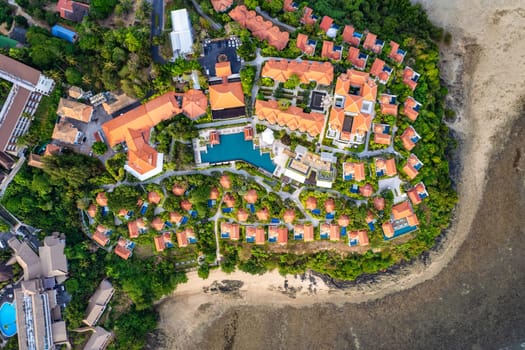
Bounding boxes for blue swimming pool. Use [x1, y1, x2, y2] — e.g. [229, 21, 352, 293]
[200, 132, 277, 173]
[0, 302, 16, 337]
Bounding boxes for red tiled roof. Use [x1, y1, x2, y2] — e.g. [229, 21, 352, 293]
[319, 16, 333, 32]
[325, 198, 335, 213]
[392, 201, 415, 221]
[220, 174, 232, 189]
[343, 162, 366, 182]
[56, 0, 89, 22]
[92, 227, 109, 247]
[114, 244, 131, 260]
[210, 0, 233, 12]
[148, 191, 161, 204]
[403, 154, 422, 180]
[262, 59, 334, 86]
[256, 207, 269, 221]
[375, 158, 397, 176]
[151, 217, 164, 231]
[402, 67, 419, 90]
[300, 7, 316, 25]
[237, 208, 249, 222]
[349, 230, 369, 246]
[374, 197, 385, 211]
[128, 218, 146, 239]
[229, 6, 290, 50]
[388, 41, 405, 64]
[329, 224, 340, 241]
[360, 183, 374, 197]
[363, 32, 383, 54]
[374, 133, 391, 145]
[221, 222, 240, 240]
[246, 226, 266, 245]
[244, 189, 258, 204]
[169, 211, 183, 224]
[182, 89, 208, 120]
[305, 196, 317, 210]
[283, 209, 295, 223]
[210, 187, 220, 200]
[338, 215, 350, 227]
[382, 222, 394, 238]
[400, 126, 420, 151]
[283, 0, 297, 12]
[172, 183, 186, 196]
[224, 193, 236, 208]
[347, 47, 367, 70]
[342, 25, 361, 47]
[379, 94, 398, 116]
[255, 99, 325, 137]
[304, 224, 314, 241]
[176, 230, 188, 247]
[296, 33, 316, 55]
[209, 131, 220, 145]
[243, 126, 254, 141]
[402, 96, 421, 121]
[321, 41, 342, 60]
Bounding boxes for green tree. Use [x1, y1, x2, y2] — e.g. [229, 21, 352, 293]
[92, 141, 108, 155]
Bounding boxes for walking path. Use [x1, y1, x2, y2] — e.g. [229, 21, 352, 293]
[189, 0, 222, 31]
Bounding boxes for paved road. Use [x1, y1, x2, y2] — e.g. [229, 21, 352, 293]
[195, 118, 250, 129]
[150, 0, 166, 64]
[0, 155, 25, 198]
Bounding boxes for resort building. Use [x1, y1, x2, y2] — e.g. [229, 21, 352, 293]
[296, 33, 317, 55]
[101, 90, 206, 180]
[347, 47, 368, 70]
[127, 218, 146, 239]
[246, 226, 265, 245]
[375, 157, 397, 177]
[283, 146, 337, 188]
[200, 37, 242, 78]
[379, 94, 398, 116]
[342, 161, 366, 181]
[83, 279, 115, 327]
[403, 153, 423, 179]
[400, 126, 421, 151]
[320, 223, 340, 241]
[176, 228, 197, 247]
[170, 9, 194, 59]
[382, 201, 419, 239]
[56, 0, 89, 22]
[268, 226, 288, 245]
[210, 0, 233, 12]
[300, 7, 318, 25]
[114, 238, 134, 260]
[92, 225, 110, 247]
[209, 62, 245, 119]
[388, 41, 406, 64]
[327, 69, 377, 145]
[402, 96, 422, 121]
[229, 6, 289, 50]
[373, 123, 392, 145]
[83, 327, 113, 350]
[154, 232, 174, 252]
[57, 98, 93, 123]
[402, 67, 420, 90]
[0, 54, 54, 155]
[220, 222, 240, 240]
[319, 16, 338, 38]
[342, 25, 363, 47]
[407, 182, 429, 205]
[369, 58, 393, 84]
[363, 32, 384, 54]
[293, 223, 314, 241]
[321, 41, 343, 60]
[283, 0, 298, 12]
[348, 230, 369, 246]
[255, 100, 325, 137]
[261, 59, 334, 86]
[51, 118, 83, 145]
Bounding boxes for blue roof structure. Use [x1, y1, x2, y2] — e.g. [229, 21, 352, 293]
[51, 25, 78, 43]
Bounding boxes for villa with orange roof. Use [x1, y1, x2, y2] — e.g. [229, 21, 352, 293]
[381, 201, 419, 239]
[403, 153, 423, 179]
[154, 232, 174, 252]
[56, 0, 89, 22]
[400, 126, 421, 151]
[101, 90, 206, 180]
[127, 218, 146, 239]
[96, 192, 108, 207]
[268, 226, 288, 244]
[369, 58, 393, 84]
[407, 182, 429, 205]
[319, 16, 338, 37]
[176, 228, 197, 247]
[305, 196, 317, 211]
[87, 204, 97, 218]
[402, 67, 420, 90]
[321, 41, 343, 60]
[114, 238, 134, 260]
[244, 189, 258, 204]
[325, 198, 335, 213]
[293, 223, 314, 241]
[237, 209, 249, 222]
[374, 197, 385, 211]
[256, 207, 269, 221]
[375, 158, 397, 177]
[246, 226, 265, 244]
[348, 230, 369, 246]
[255, 100, 325, 137]
[363, 32, 384, 54]
[360, 183, 374, 197]
[342, 161, 366, 181]
[147, 191, 161, 205]
[342, 25, 363, 47]
[220, 174, 231, 189]
[229, 6, 290, 50]
[172, 183, 186, 196]
[379, 94, 398, 115]
[388, 41, 406, 64]
[169, 211, 183, 225]
[283, 209, 295, 223]
[327, 69, 377, 145]
[151, 217, 164, 231]
[221, 222, 240, 240]
[300, 7, 318, 25]
[347, 47, 368, 70]
[320, 223, 340, 241]
[373, 123, 392, 145]
[209, 62, 245, 119]
[283, 0, 298, 12]
[261, 59, 334, 86]
[296, 33, 317, 55]
[210, 0, 233, 12]
[402, 96, 422, 121]
[92, 225, 110, 247]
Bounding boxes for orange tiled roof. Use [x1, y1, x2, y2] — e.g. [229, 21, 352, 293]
[300, 7, 316, 25]
[151, 217, 164, 231]
[209, 81, 245, 111]
[363, 32, 383, 54]
[403, 153, 422, 180]
[343, 162, 366, 181]
[246, 226, 266, 245]
[296, 33, 316, 55]
[379, 94, 398, 116]
[221, 222, 240, 240]
[224, 193, 236, 208]
[391, 201, 415, 221]
[303, 224, 314, 241]
[374, 197, 385, 211]
[283, 209, 295, 223]
[374, 133, 391, 145]
[262, 59, 334, 86]
[237, 208, 249, 222]
[244, 126, 254, 141]
[349, 230, 369, 246]
[244, 189, 258, 204]
[402, 67, 419, 90]
[148, 191, 161, 204]
[229, 6, 289, 50]
[325, 198, 335, 213]
[220, 174, 232, 189]
[360, 183, 374, 197]
[57, 98, 93, 123]
[114, 243, 131, 260]
[169, 211, 183, 224]
[154, 235, 165, 252]
[182, 89, 207, 120]
[342, 25, 361, 46]
[305, 196, 317, 210]
[180, 199, 192, 211]
[329, 108, 372, 142]
[407, 182, 428, 205]
[215, 61, 232, 78]
[87, 204, 97, 218]
[256, 207, 269, 221]
[210, 0, 233, 12]
[96, 192, 108, 207]
[382, 222, 394, 238]
[369, 58, 391, 84]
[366, 210, 375, 224]
[375, 158, 397, 176]
[329, 224, 340, 241]
[210, 187, 220, 200]
[176, 230, 188, 247]
[338, 215, 350, 227]
[172, 183, 186, 196]
[255, 100, 325, 137]
[400, 126, 420, 151]
[402, 96, 421, 121]
[283, 0, 298, 12]
[347, 47, 367, 70]
[388, 41, 405, 64]
[321, 41, 342, 60]
[127, 218, 146, 239]
[319, 16, 333, 32]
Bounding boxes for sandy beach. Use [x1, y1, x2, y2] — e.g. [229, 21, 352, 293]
[151, 1, 525, 349]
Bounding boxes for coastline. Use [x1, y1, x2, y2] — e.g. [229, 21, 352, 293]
[153, 1, 525, 349]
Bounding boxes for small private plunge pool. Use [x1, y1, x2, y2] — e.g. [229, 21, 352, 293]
[200, 132, 276, 174]
[0, 302, 16, 337]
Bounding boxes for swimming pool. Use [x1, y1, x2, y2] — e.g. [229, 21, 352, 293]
[200, 132, 276, 173]
[0, 302, 16, 337]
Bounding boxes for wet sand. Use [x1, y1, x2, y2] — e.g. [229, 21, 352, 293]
[150, 1, 525, 349]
